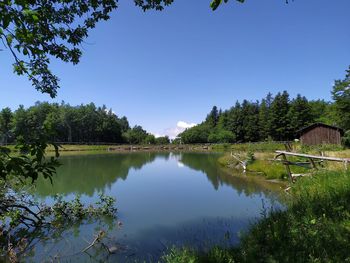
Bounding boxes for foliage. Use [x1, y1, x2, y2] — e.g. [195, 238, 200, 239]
[0, 127, 118, 261]
[258, 94, 272, 140]
[269, 91, 291, 140]
[179, 90, 336, 144]
[143, 134, 156, 145]
[122, 125, 148, 144]
[208, 130, 235, 143]
[0, 0, 118, 97]
[288, 94, 313, 136]
[211, 0, 244, 11]
[206, 106, 220, 128]
[332, 66, 350, 131]
[1, 102, 144, 144]
[163, 247, 235, 263]
[234, 171, 350, 262]
[163, 171, 350, 262]
[210, 0, 292, 11]
[0, 0, 262, 98]
[0, 101, 167, 146]
[0, 137, 60, 183]
[246, 149, 255, 164]
[155, 136, 170, 145]
[180, 124, 211, 144]
[51, 194, 117, 225]
[0, 108, 13, 144]
[0, 0, 194, 98]
[0, 185, 117, 261]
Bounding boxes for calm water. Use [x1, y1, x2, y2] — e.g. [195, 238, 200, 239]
[30, 152, 282, 262]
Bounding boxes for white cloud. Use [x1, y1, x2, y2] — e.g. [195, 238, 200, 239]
[153, 121, 197, 139]
[177, 121, 196, 129]
[104, 108, 117, 115]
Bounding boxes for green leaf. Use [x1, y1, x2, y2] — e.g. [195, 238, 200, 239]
[23, 47, 28, 55]
[6, 34, 13, 45]
[3, 15, 11, 29]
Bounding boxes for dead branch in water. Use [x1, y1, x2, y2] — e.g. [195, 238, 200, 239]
[82, 230, 105, 253]
[230, 152, 247, 172]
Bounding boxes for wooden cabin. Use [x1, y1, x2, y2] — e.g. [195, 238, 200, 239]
[297, 123, 344, 146]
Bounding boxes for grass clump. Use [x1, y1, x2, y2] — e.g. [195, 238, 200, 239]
[300, 144, 345, 153]
[162, 171, 350, 263]
[163, 247, 236, 263]
[248, 160, 288, 179]
[248, 159, 309, 180]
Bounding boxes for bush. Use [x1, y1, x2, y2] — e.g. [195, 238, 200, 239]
[180, 125, 210, 144]
[208, 131, 239, 144]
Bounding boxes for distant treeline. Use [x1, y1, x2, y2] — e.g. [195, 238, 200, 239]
[0, 102, 170, 145]
[179, 85, 350, 144]
[1, 68, 349, 146]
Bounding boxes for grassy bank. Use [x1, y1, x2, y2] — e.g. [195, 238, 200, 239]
[162, 170, 350, 263]
[217, 141, 349, 180]
[211, 142, 288, 152]
[212, 141, 347, 154]
[45, 144, 213, 153]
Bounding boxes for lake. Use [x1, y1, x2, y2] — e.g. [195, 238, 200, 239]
[30, 152, 282, 262]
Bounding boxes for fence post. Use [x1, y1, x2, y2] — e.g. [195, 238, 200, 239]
[281, 153, 293, 182]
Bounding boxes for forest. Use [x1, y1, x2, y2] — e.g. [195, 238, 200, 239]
[179, 73, 350, 144]
[0, 102, 170, 145]
[1, 72, 350, 146]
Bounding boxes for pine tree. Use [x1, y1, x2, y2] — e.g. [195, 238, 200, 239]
[259, 98, 270, 140]
[332, 66, 350, 130]
[288, 94, 313, 137]
[242, 100, 260, 142]
[0, 108, 13, 144]
[206, 106, 219, 128]
[227, 101, 244, 142]
[269, 91, 291, 141]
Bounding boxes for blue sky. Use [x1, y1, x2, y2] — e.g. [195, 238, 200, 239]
[1, 0, 350, 137]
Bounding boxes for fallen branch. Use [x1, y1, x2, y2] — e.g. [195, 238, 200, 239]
[230, 152, 247, 172]
[82, 230, 105, 253]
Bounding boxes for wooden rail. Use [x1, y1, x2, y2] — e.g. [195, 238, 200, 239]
[275, 150, 349, 182]
[275, 151, 350, 162]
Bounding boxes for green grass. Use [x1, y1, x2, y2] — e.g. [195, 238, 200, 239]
[300, 144, 346, 153]
[218, 152, 310, 180]
[211, 142, 287, 152]
[248, 159, 309, 180]
[162, 171, 350, 263]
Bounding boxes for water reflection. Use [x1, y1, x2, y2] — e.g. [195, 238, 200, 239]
[29, 152, 283, 262]
[35, 152, 159, 196]
[35, 152, 282, 198]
